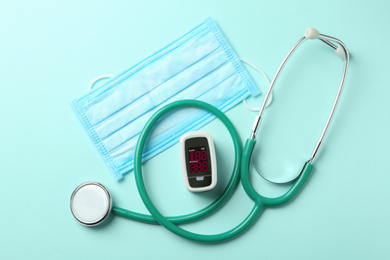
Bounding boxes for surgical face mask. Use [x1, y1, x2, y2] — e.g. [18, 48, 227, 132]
[72, 17, 260, 180]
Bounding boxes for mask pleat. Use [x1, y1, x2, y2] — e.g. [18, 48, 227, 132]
[102, 59, 235, 153]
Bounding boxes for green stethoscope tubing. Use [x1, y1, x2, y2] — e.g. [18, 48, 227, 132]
[113, 100, 313, 243]
[112, 100, 242, 225]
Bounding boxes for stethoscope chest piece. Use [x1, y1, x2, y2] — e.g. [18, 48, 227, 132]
[70, 182, 112, 226]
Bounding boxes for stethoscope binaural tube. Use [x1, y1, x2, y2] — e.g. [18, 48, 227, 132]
[251, 27, 349, 183]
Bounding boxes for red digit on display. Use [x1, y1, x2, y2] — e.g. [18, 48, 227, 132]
[197, 162, 202, 172]
[201, 150, 207, 161]
[190, 163, 195, 173]
[202, 161, 208, 172]
[195, 151, 200, 161]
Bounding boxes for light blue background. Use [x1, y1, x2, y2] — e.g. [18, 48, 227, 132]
[1, 0, 389, 259]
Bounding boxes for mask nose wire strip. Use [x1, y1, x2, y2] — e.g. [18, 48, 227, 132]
[88, 75, 113, 91]
[240, 59, 273, 111]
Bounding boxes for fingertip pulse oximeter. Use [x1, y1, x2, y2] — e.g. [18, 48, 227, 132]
[180, 131, 217, 192]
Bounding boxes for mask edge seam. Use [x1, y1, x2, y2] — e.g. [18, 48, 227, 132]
[70, 101, 123, 180]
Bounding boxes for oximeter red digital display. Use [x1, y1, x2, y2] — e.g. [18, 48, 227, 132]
[188, 146, 209, 173]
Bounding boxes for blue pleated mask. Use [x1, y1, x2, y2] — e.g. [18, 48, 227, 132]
[72, 17, 260, 180]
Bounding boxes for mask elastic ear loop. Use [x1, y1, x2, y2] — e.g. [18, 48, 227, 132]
[88, 75, 113, 91]
[240, 59, 276, 183]
[240, 59, 273, 111]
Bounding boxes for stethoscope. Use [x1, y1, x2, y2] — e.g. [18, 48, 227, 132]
[70, 27, 349, 243]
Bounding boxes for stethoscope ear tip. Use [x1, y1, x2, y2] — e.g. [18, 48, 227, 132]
[305, 27, 320, 39]
[335, 46, 345, 59]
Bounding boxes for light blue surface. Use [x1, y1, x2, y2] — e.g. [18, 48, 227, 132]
[0, 0, 389, 259]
